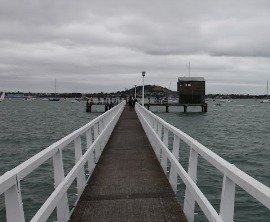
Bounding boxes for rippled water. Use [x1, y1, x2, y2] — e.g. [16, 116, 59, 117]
[0, 99, 269, 221]
[154, 100, 270, 222]
[0, 99, 100, 221]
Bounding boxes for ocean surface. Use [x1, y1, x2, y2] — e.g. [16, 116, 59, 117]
[0, 99, 269, 221]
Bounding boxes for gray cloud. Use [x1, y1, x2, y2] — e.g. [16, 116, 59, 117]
[0, 0, 270, 94]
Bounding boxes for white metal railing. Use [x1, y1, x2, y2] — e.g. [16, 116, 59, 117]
[0, 101, 125, 222]
[135, 103, 270, 222]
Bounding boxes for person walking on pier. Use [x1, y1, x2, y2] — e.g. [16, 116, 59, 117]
[133, 97, 137, 108]
[128, 96, 134, 110]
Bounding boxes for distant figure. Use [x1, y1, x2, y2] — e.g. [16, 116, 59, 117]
[89, 97, 93, 105]
[108, 99, 112, 109]
[105, 100, 109, 111]
[110, 101, 114, 108]
[133, 98, 137, 108]
[128, 97, 134, 110]
[86, 99, 91, 112]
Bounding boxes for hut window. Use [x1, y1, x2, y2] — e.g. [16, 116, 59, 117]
[186, 82, 191, 86]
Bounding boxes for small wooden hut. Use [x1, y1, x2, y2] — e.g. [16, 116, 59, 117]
[177, 77, 205, 104]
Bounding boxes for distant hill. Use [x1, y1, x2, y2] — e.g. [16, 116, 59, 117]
[85, 85, 178, 98]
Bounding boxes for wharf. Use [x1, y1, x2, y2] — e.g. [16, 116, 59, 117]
[71, 106, 186, 221]
[145, 103, 208, 112]
[86, 102, 208, 113]
[86, 102, 120, 113]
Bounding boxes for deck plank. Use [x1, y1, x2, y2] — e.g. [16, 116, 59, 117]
[70, 106, 187, 222]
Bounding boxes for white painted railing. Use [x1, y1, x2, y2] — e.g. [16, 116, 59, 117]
[135, 103, 270, 222]
[0, 101, 125, 222]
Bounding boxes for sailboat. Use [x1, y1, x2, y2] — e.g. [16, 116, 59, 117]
[0, 92, 5, 102]
[49, 79, 60, 101]
[260, 80, 270, 103]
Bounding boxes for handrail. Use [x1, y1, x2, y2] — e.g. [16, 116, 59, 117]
[0, 101, 125, 222]
[135, 103, 270, 222]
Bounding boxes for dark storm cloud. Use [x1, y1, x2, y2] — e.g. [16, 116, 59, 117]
[0, 0, 270, 93]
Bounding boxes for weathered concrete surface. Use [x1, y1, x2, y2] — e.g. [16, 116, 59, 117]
[70, 106, 187, 222]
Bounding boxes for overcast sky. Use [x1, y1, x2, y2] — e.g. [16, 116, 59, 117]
[0, 0, 270, 94]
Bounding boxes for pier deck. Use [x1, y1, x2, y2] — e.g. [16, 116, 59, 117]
[71, 106, 186, 221]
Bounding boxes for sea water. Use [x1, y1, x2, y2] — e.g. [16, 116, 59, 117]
[155, 99, 270, 222]
[0, 99, 269, 221]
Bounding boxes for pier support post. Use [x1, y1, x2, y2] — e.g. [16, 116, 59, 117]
[86, 129, 95, 177]
[4, 180, 25, 222]
[201, 104, 207, 112]
[219, 175, 236, 222]
[169, 135, 180, 193]
[93, 123, 100, 163]
[184, 147, 198, 222]
[86, 104, 92, 113]
[53, 150, 70, 222]
[166, 105, 169, 113]
[74, 136, 86, 197]
[161, 127, 169, 174]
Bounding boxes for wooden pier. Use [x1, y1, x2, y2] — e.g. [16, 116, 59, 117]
[145, 103, 208, 113]
[86, 102, 208, 113]
[1, 102, 270, 222]
[86, 102, 120, 113]
[71, 106, 186, 221]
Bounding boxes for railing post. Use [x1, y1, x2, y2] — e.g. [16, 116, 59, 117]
[184, 146, 198, 222]
[86, 129, 95, 177]
[93, 123, 100, 161]
[157, 123, 162, 139]
[154, 119, 158, 133]
[219, 175, 236, 222]
[169, 135, 180, 193]
[86, 128, 93, 149]
[163, 127, 169, 147]
[97, 121, 104, 153]
[160, 127, 169, 174]
[151, 116, 155, 129]
[74, 136, 86, 197]
[94, 123, 99, 140]
[100, 119, 105, 133]
[4, 178, 25, 222]
[53, 149, 69, 222]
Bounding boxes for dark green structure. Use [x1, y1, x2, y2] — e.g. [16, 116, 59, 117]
[177, 77, 205, 104]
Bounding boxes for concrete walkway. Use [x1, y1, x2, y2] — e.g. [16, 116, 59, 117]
[70, 106, 187, 222]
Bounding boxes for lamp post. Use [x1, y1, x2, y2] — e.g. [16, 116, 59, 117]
[142, 71, 145, 106]
[134, 85, 137, 99]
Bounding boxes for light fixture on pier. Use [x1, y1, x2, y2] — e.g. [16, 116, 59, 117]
[142, 71, 146, 106]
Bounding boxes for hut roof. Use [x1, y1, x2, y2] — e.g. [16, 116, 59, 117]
[178, 77, 205, 81]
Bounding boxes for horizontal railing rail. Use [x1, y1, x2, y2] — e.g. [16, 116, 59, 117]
[135, 103, 270, 222]
[0, 101, 125, 222]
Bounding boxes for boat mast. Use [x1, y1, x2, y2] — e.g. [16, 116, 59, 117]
[267, 80, 269, 98]
[54, 79, 57, 97]
[188, 61, 191, 77]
